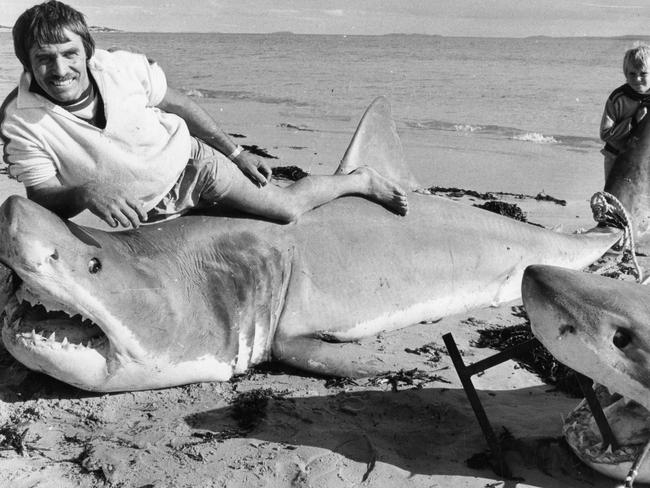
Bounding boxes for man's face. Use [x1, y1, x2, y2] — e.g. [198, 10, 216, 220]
[28, 28, 90, 104]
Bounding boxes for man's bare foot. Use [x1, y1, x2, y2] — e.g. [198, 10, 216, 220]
[352, 166, 408, 215]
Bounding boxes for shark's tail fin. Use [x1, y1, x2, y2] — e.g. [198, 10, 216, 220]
[335, 96, 420, 191]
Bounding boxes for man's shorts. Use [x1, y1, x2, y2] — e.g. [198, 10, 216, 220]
[147, 137, 239, 222]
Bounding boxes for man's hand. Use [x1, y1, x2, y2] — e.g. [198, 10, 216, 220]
[26, 177, 147, 228]
[232, 151, 272, 187]
[78, 181, 147, 228]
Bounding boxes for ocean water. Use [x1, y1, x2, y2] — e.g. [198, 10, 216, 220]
[0, 32, 647, 201]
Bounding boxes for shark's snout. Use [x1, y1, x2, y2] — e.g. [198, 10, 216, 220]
[522, 265, 567, 325]
[522, 264, 558, 303]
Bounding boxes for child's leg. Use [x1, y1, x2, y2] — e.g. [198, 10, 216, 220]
[218, 164, 408, 223]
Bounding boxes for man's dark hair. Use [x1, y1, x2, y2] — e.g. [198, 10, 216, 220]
[13, 0, 95, 71]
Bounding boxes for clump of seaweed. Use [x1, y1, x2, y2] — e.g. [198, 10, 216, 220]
[324, 376, 359, 388]
[272, 165, 309, 181]
[472, 323, 582, 397]
[242, 144, 278, 159]
[404, 342, 447, 363]
[427, 186, 566, 206]
[0, 423, 28, 455]
[428, 186, 499, 200]
[473, 200, 528, 222]
[369, 368, 450, 391]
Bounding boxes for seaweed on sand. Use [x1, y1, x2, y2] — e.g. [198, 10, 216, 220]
[428, 186, 567, 206]
[473, 200, 528, 222]
[0, 423, 28, 455]
[271, 165, 309, 181]
[472, 311, 582, 397]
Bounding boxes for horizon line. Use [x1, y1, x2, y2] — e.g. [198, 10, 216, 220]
[0, 26, 649, 40]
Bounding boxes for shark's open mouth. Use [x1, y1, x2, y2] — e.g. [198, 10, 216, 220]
[2, 280, 109, 356]
[564, 397, 650, 483]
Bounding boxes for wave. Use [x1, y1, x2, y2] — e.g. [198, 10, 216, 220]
[403, 119, 600, 151]
[182, 88, 310, 108]
[512, 132, 558, 144]
[453, 124, 481, 133]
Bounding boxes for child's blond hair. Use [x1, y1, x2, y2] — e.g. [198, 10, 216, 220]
[623, 44, 650, 73]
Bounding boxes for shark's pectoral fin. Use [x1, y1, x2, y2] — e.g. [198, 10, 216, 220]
[272, 336, 388, 378]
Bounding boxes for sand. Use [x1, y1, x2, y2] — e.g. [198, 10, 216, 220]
[0, 107, 643, 488]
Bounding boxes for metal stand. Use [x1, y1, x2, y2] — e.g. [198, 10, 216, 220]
[442, 332, 616, 479]
[575, 373, 618, 449]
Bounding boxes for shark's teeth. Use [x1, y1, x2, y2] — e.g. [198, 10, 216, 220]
[7, 284, 101, 330]
[14, 330, 106, 351]
[17, 285, 85, 322]
[4, 284, 108, 354]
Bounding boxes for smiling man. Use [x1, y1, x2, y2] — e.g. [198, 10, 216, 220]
[1, 1, 407, 229]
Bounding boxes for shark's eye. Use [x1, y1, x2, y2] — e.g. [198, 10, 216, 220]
[88, 258, 102, 274]
[613, 328, 632, 349]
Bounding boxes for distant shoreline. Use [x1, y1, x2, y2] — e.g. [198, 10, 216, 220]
[0, 27, 646, 41]
[0, 25, 121, 33]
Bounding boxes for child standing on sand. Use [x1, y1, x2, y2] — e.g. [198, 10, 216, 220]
[600, 44, 650, 180]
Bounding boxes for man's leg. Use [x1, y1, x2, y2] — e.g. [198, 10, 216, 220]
[218, 164, 408, 223]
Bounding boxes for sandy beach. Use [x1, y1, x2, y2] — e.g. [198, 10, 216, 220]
[0, 94, 644, 488]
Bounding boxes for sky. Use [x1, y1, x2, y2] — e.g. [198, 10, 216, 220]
[2, 0, 650, 37]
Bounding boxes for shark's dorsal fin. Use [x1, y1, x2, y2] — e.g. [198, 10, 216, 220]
[335, 96, 420, 191]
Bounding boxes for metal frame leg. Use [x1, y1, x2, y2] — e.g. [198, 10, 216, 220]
[575, 373, 618, 449]
[442, 331, 617, 479]
[443, 332, 523, 478]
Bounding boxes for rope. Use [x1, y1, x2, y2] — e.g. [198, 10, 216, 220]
[590, 191, 644, 283]
[621, 438, 650, 487]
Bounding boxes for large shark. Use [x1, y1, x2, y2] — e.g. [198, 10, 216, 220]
[0, 97, 622, 392]
[522, 265, 650, 482]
